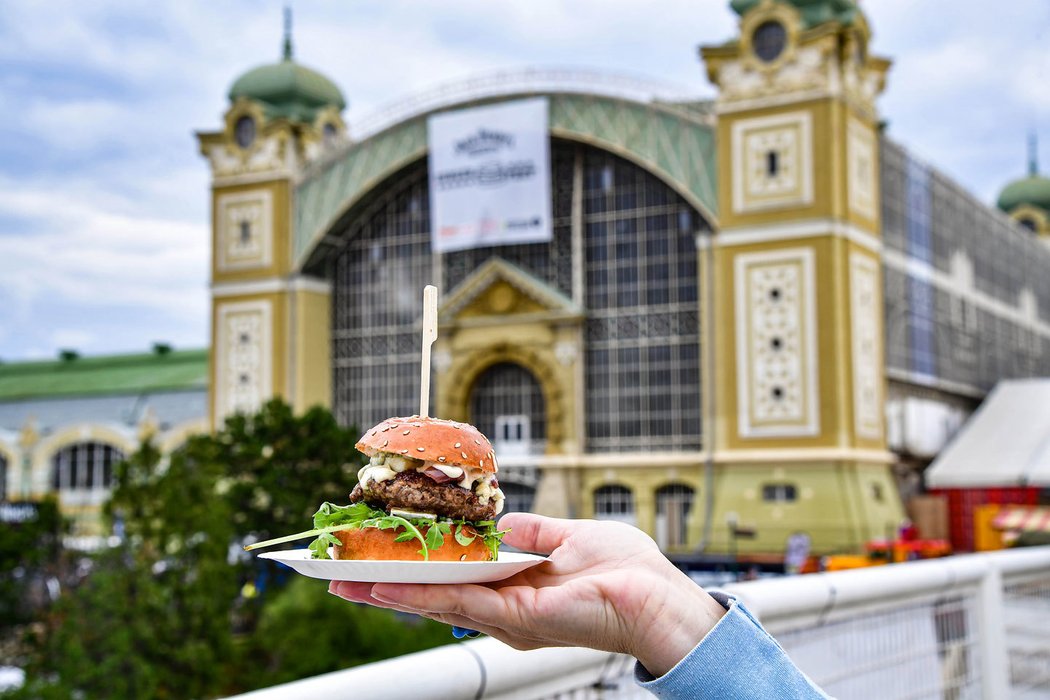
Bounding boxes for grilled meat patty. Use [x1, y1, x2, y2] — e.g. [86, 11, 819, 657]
[350, 470, 497, 522]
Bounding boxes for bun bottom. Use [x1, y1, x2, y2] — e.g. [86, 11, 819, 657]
[333, 525, 493, 561]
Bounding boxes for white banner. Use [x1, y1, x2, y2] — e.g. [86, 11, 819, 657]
[427, 97, 552, 253]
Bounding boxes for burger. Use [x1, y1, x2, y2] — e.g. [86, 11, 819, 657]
[246, 416, 508, 562]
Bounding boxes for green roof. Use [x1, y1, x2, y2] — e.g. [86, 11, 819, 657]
[0, 349, 209, 401]
[730, 0, 859, 29]
[229, 51, 346, 124]
[997, 175, 1050, 215]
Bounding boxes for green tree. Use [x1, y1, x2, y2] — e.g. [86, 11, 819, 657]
[215, 399, 363, 543]
[235, 577, 453, 690]
[12, 439, 238, 699]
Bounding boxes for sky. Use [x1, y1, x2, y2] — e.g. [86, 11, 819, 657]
[0, 0, 1048, 361]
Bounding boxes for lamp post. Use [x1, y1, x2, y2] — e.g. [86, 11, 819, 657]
[726, 511, 738, 579]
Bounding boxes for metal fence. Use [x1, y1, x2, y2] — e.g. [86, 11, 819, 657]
[224, 546, 1050, 700]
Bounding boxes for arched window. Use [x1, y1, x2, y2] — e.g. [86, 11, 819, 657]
[469, 362, 546, 460]
[51, 442, 124, 504]
[499, 481, 536, 515]
[655, 483, 695, 550]
[593, 484, 635, 525]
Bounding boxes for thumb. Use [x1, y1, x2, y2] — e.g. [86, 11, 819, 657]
[498, 513, 579, 555]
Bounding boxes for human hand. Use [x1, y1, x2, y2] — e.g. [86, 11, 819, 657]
[329, 513, 726, 677]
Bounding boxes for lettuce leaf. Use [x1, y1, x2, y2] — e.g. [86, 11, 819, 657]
[244, 501, 509, 562]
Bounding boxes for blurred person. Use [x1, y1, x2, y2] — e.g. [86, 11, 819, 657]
[330, 513, 830, 699]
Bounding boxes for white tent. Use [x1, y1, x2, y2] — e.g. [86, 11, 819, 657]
[925, 379, 1050, 488]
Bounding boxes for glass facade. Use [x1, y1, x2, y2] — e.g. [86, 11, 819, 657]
[330, 140, 707, 452]
[881, 139, 1050, 392]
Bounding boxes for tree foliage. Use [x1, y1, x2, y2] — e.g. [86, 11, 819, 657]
[7, 399, 450, 700]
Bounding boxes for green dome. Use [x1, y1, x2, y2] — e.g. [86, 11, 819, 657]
[997, 175, 1050, 214]
[731, 0, 859, 29]
[229, 58, 346, 123]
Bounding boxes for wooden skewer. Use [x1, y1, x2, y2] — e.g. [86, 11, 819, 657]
[419, 285, 438, 417]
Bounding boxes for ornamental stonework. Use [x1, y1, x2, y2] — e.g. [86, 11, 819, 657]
[216, 301, 272, 419]
[735, 248, 819, 437]
[850, 252, 882, 440]
[217, 190, 273, 271]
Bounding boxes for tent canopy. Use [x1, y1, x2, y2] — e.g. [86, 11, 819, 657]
[925, 379, 1050, 488]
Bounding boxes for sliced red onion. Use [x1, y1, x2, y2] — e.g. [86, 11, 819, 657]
[423, 467, 453, 484]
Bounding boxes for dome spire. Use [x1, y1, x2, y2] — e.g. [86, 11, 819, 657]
[1029, 130, 1039, 177]
[282, 5, 293, 61]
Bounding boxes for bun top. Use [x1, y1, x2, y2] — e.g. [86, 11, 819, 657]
[356, 416, 498, 474]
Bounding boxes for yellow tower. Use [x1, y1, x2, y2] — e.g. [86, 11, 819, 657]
[196, 11, 344, 426]
[702, 0, 904, 552]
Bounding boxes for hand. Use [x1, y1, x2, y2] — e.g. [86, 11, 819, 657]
[329, 513, 727, 677]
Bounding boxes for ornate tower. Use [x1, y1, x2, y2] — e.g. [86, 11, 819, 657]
[701, 0, 904, 552]
[997, 133, 1050, 240]
[197, 10, 346, 426]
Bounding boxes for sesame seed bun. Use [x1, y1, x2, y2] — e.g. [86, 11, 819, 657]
[356, 416, 498, 473]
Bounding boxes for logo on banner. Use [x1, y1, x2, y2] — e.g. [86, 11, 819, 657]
[427, 98, 552, 253]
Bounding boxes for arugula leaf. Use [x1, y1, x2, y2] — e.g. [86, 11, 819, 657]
[454, 523, 477, 546]
[244, 500, 512, 561]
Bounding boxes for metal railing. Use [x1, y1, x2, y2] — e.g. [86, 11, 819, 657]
[224, 546, 1050, 700]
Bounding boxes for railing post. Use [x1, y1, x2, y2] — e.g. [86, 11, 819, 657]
[977, 562, 1010, 699]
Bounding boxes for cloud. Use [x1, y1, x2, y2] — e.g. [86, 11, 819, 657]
[0, 0, 1047, 361]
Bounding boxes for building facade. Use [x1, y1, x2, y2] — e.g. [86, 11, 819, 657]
[192, 0, 1050, 557]
[0, 347, 208, 538]
[7, 0, 1049, 556]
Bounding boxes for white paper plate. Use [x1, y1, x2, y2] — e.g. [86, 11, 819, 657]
[258, 549, 546, 584]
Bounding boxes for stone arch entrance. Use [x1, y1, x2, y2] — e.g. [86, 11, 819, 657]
[468, 361, 547, 462]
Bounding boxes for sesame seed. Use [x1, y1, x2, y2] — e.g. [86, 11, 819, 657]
[474, 439, 480, 445]
[461, 452, 468, 459]
[417, 447, 425, 452]
[438, 456, 446, 462]
[413, 423, 423, 428]
[382, 440, 389, 447]
[480, 460, 484, 467]
[403, 430, 411, 435]
[454, 442, 461, 448]
[401, 449, 409, 454]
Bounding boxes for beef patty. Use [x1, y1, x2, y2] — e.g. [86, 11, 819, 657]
[350, 470, 496, 522]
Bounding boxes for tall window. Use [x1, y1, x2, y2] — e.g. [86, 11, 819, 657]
[51, 442, 124, 504]
[331, 162, 434, 430]
[593, 484, 636, 525]
[655, 483, 695, 549]
[583, 149, 705, 452]
[0, 453, 7, 501]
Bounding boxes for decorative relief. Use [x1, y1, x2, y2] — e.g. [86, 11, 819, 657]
[731, 111, 813, 214]
[847, 117, 877, 220]
[719, 45, 829, 104]
[216, 301, 273, 420]
[217, 190, 273, 271]
[204, 134, 290, 180]
[849, 253, 882, 440]
[735, 248, 819, 437]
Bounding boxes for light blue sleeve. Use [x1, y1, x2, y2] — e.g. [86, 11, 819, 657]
[634, 592, 833, 699]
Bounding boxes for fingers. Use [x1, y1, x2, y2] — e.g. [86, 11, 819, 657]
[329, 581, 547, 651]
[372, 581, 527, 632]
[498, 513, 581, 555]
